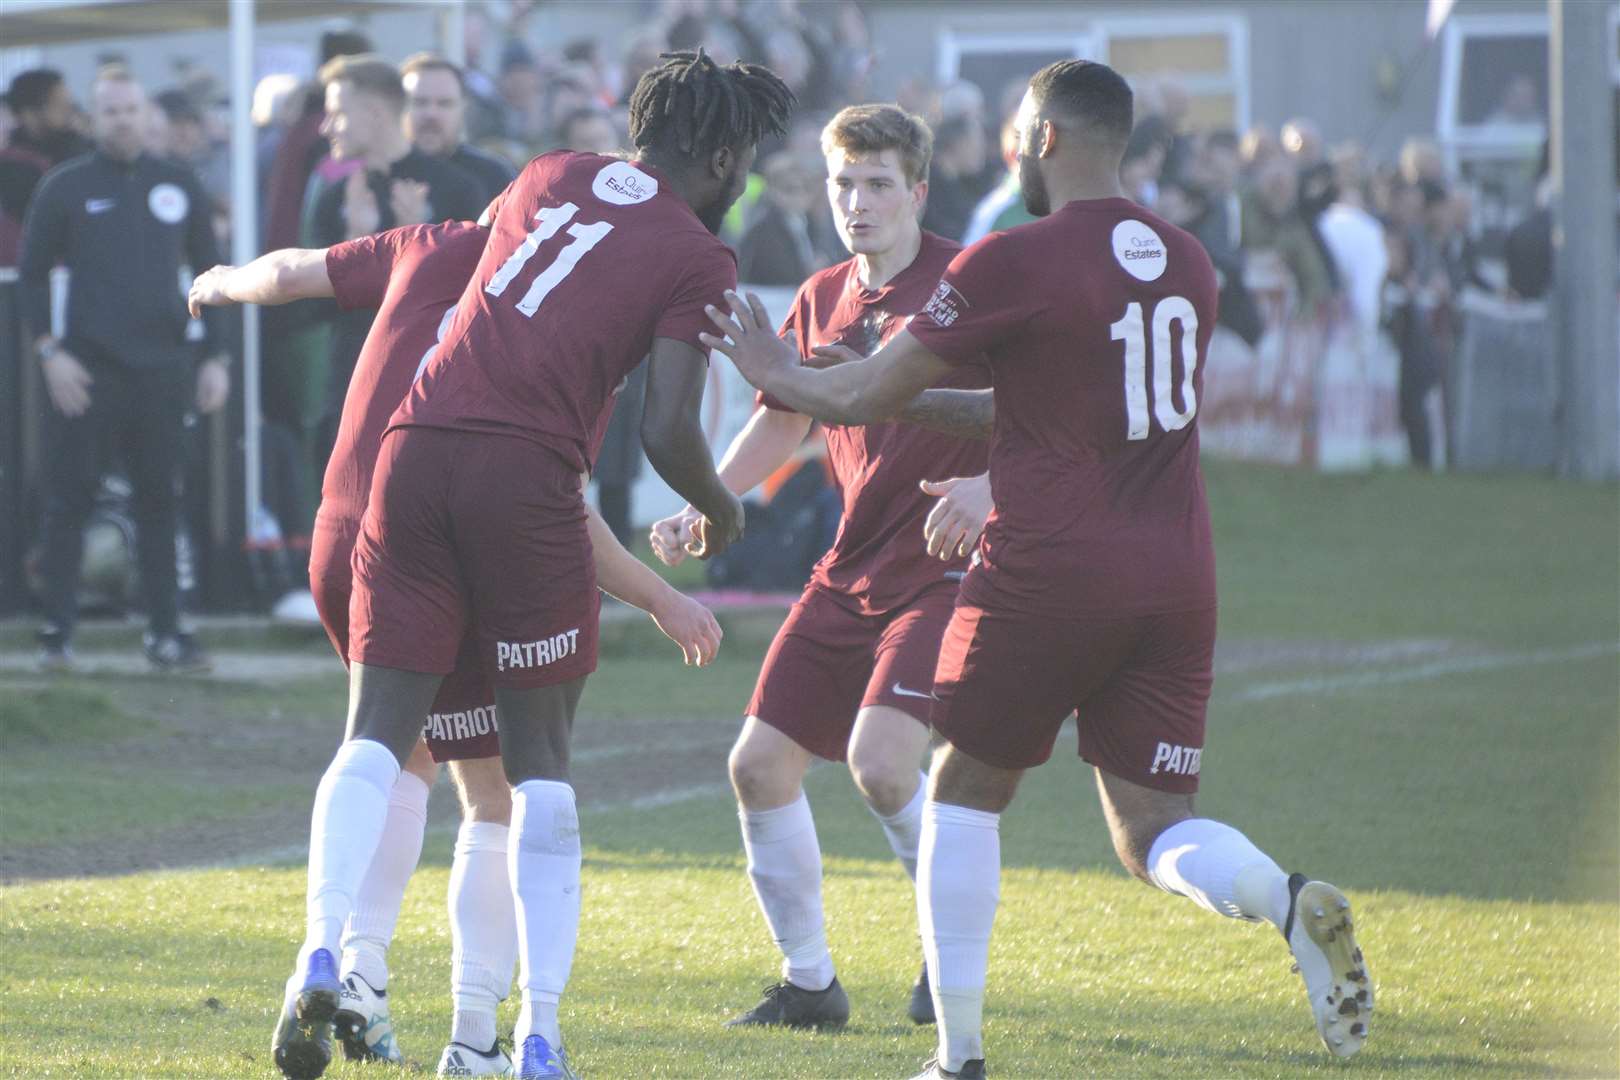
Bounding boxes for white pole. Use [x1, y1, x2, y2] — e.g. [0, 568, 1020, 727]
[229, 0, 262, 544]
[442, 0, 468, 66]
[1549, 0, 1619, 480]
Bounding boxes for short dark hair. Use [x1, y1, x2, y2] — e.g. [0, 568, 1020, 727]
[155, 89, 202, 125]
[821, 103, 934, 186]
[1123, 115, 1172, 166]
[1028, 59, 1133, 145]
[628, 49, 795, 166]
[319, 54, 406, 113]
[319, 29, 373, 67]
[5, 69, 64, 114]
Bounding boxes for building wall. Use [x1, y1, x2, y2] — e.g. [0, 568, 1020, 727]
[11, 0, 1555, 164]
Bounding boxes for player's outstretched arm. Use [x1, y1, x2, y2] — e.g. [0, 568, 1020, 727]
[649, 404, 812, 567]
[642, 337, 746, 560]
[702, 290, 951, 427]
[584, 498, 722, 666]
[187, 247, 333, 316]
[899, 388, 995, 441]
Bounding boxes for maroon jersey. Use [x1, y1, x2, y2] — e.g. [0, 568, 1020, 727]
[392, 151, 737, 472]
[761, 232, 989, 615]
[324, 221, 487, 524]
[907, 197, 1219, 619]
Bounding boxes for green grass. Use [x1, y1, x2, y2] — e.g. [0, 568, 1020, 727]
[1, 463, 1618, 1078]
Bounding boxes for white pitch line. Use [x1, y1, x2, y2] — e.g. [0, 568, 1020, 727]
[1233, 641, 1619, 702]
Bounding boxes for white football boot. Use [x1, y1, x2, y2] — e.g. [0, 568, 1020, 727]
[1282, 873, 1373, 1058]
[438, 1040, 515, 1077]
[332, 972, 404, 1064]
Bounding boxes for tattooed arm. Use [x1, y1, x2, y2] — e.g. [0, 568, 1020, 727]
[898, 388, 994, 441]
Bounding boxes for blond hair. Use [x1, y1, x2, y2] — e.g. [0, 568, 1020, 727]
[820, 104, 933, 186]
[319, 53, 405, 112]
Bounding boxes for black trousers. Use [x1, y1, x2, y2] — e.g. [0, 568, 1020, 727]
[38, 353, 187, 638]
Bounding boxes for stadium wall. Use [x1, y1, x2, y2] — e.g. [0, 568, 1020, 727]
[9, 0, 1546, 163]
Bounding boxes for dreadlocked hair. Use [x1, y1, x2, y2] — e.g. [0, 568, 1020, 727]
[628, 49, 796, 166]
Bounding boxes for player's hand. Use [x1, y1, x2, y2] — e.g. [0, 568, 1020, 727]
[390, 178, 431, 226]
[344, 170, 380, 237]
[649, 588, 723, 666]
[806, 342, 862, 369]
[699, 290, 798, 391]
[195, 357, 231, 414]
[921, 473, 992, 560]
[689, 492, 744, 560]
[188, 265, 236, 317]
[649, 507, 702, 567]
[42, 348, 94, 418]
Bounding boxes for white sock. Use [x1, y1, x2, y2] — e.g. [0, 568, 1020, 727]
[511, 780, 580, 1048]
[870, 771, 927, 881]
[919, 800, 999, 1072]
[1144, 818, 1341, 1003]
[450, 820, 517, 1051]
[340, 770, 430, 991]
[739, 792, 834, 991]
[1146, 818, 1291, 926]
[300, 739, 400, 968]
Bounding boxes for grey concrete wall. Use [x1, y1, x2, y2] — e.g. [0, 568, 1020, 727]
[12, 0, 1552, 164]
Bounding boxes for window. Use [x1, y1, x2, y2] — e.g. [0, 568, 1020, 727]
[936, 13, 1250, 133]
[1095, 13, 1251, 132]
[936, 29, 1098, 114]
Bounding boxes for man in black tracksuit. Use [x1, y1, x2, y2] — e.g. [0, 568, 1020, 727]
[19, 67, 229, 671]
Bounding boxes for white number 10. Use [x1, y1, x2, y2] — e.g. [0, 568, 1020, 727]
[1110, 295, 1198, 440]
[485, 202, 614, 317]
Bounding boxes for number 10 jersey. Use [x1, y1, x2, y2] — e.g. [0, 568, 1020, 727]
[906, 196, 1220, 620]
[391, 151, 738, 474]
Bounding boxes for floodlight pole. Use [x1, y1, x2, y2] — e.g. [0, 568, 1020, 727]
[443, 0, 468, 66]
[229, 0, 262, 543]
[1548, 0, 1619, 480]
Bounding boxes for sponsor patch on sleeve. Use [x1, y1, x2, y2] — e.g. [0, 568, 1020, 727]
[922, 279, 968, 328]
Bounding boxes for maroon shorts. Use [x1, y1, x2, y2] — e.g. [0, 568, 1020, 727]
[747, 583, 957, 761]
[931, 604, 1217, 794]
[309, 509, 501, 763]
[349, 426, 599, 690]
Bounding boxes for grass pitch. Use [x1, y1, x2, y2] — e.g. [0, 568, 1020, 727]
[2, 462, 1617, 1078]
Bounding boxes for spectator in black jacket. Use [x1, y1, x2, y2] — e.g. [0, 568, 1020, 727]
[309, 54, 483, 466]
[401, 53, 517, 207]
[19, 66, 227, 672]
[920, 114, 988, 241]
[738, 152, 821, 286]
[1, 69, 92, 266]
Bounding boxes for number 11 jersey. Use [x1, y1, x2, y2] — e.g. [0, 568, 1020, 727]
[906, 196, 1219, 620]
[392, 151, 737, 474]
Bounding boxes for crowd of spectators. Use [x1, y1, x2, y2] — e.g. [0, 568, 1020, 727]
[0, 0, 1571, 617]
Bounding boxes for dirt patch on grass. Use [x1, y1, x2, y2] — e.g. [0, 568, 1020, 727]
[0, 666, 743, 882]
[0, 635, 1457, 882]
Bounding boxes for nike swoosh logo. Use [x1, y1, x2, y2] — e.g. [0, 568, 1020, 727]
[891, 682, 936, 700]
[86, 198, 115, 213]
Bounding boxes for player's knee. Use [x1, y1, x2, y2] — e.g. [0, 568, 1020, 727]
[847, 746, 917, 817]
[728, 736, 795, 809]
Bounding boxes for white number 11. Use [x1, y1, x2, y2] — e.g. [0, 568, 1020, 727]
[485, 202, 614, 317]
[1110, 295, 1198, 440]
